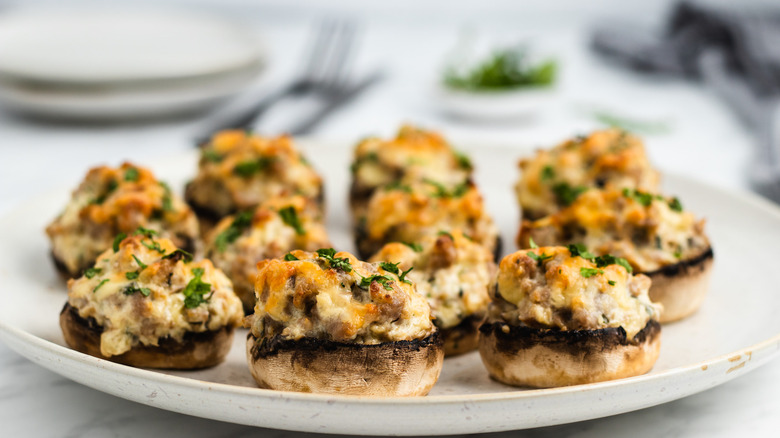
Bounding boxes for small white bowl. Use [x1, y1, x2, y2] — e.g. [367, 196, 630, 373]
[433, 83, 557, 122]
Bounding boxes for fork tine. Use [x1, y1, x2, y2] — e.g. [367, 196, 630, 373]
[301, 20, 336, 81]
[325, 22, 356, 88]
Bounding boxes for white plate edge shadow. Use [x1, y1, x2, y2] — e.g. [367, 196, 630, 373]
[1, 144, 780, 434]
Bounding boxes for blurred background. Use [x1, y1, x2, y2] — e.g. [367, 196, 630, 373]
[3, 0, 780, 436]
[2, 0, 778, 211]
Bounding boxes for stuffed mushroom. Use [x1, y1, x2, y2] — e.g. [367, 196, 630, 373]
[516, 129, 660, 220]
[517, 188, 712, 322]
[244, 249, 444, 396]
[479, 246, 662, 388]
[46, 163, 199, 278]
[186, 130, 323, 227]
[60, 229, 243, 369]
[370, 231, 496, 355]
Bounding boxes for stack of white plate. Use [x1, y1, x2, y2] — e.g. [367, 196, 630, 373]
[0, 7, 266, 121]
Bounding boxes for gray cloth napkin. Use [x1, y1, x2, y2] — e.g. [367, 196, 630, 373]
[592, 0, 780, 202]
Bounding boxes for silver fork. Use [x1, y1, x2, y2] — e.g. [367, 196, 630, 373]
[195, 19, 357, 143]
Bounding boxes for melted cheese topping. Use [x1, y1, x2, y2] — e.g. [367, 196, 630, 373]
[363, 181, 499, 254]
[46, 163, 199, 275]
[186, 130, 323, 217]
[351, 125, 472, 199]
[515, 129, 660, 218]
[519, 189, 710, 272]
[204, 196, 331, 302]
[489, 247, 659, 339]
[245, 250, 435, 344]
[370, 231, 495, 329]
[67, 234, 243, 357]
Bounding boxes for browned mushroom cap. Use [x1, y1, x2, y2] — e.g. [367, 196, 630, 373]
[246, 332, 444, 396]
[478, 319, 661, 388]
[60, 303, 234, 370]
[645, 247, 714, 323]
[439, 313, 485, 356]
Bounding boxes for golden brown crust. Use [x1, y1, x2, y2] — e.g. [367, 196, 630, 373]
[439, 313, 484, 356]
[478, 320, 661, 388]
[60, 304, 234, 370]
[645, 247, 714, 323]
[246, 332, 445, 396]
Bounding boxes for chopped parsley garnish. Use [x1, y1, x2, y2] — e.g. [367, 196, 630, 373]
[160, 182, 173, 212]
[608, 280, 616, 286]
[93, 279, 109, 293]
[438, 230, 454, 240]
[215, 211, 253, 252]
[399, 267, 414, 284]
[113, 233, 127, 252]
[402, 241, 423, 252]
[384, 181, 412, 193]
[233, 157, 274, 177]
[527, 251, 552, 266]
[279, 206, 305, 235]
[132, 254, 147, 270]
[182, 267, 212, 308]
[140, 237, 166, 254]
[593, 254, 633, 273]
[359, 274, 395, 291]
[123, 284, 151, 297]
[529, 237, 538, 249]
[92, 179, 118, 205]
[316, 248, 353, 272]
[125, 271, 139, 280]
[283, 253, 299, 261]
[674, 250, 682, 259]
[202, 149, 224, 163]
[454, 151, 473, 171]
[541, 165, 555, 181]
[162, 249, 193, 263]
[568, 243, 595, 260]
[134, 227, 159, 238]
[580, 267, 604, 278]
[552, 182, 587, 206]
[622, 188, 667, 207]
[84, 267, 102, 279]
[424, 179, 469, 198]
[124, 167, 139, 182]
[668, 197, 683, 212]
[379, 261, 402, 275]
[443, 47, 557, 91]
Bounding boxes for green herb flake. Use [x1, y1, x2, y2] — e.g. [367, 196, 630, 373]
[316, 248, 353, 272]
[552, 183, 587, 206]
[668, 197, 683, 212]
[132, 254, 148, 270]
[84, 267, 102, 279]
[444, 48, 557, 91]
[93, 279, 109, 293]
[160, 182, 173, 212]
[608, 280, 617, 286]
[438, 230, 454, 240]
[399, 267, 414, 285]
[202, 149, 224, 163]
[359, 274, 395, 291]
[541, 165, 555, 182]
[384, 181, 412, 193]
[140, 238, 166, 255]
[113, 233, 127, 252]
[454, 151, 473, 171]
[402, 242, 423, 252]
[580, 267, 604, 278]
[379, 261, 401, 275]
[279, 206, 305, 236]
[592, 254, 633, 273]
[424, 179, 469, 198]
[162, 249, 193, 263]
[283, 253, 299, 261]
[528, 237, 538, 249]
[92, 179, 118, 205]
[182, 267, 212, 309]
[622, 188, 664, 207]
[527, 251, 552, 267]
[233, 157, 274, 177]
[125, 271, 139, 280]
[674, 250, 682, 259]
[124, 167, 139, 182]
[568, 243, 595, 260]
[215, 211, 253, 252]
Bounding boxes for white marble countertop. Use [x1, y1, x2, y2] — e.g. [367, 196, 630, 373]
[1, 2, 779, 436]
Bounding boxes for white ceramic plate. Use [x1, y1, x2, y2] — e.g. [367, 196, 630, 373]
[1, 143, 779, 436]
